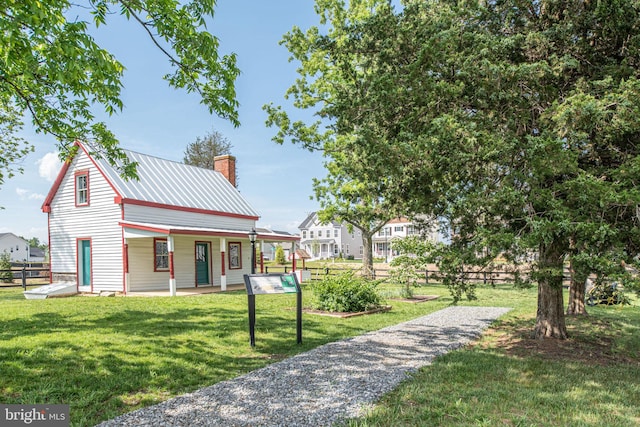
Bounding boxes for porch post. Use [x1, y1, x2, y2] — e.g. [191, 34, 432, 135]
[123, 241, 130, 294]
[292, 241, 297, 272]
[260, 249, 264, 273]
[168, 235, 176, 296]
[220, 237, 227, 291]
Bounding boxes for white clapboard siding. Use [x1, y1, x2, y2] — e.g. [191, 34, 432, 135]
[126, 237, 170, 291]
[123, 203, 254, 231]
[127, 236, 229, 291]
[48, 151, 123, 292]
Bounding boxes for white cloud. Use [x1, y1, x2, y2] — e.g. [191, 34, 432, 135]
[37, 152, 62, 182]
[15, 187, 45, 201]
[16, 188, 29, 199]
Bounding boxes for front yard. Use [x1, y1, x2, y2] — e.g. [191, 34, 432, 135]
[0, 283, 452, 426]
[1, 281, 638, 426]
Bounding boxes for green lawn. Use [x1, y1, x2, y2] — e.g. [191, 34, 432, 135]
[345, 288, 640, 427]
[0, 284, 452, 426]
[1, 283, 638, 427]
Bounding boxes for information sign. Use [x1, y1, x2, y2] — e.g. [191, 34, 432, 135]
[243, 273, 302, 347]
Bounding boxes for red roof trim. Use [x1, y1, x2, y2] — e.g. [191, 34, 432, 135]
[119, 222, 300, 241]
[119, 198, 260, 220]
[42, 141, 124, 212]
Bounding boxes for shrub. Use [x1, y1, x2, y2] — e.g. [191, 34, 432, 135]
[311, 270, 382, 313]
[0, 253, 13, 283]
[275, 246, 286, 265]
[390, 236, 436, 299]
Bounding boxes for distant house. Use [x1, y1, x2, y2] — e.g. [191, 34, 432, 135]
[0, 233, 30, 262]
[372, 217, 440, 261]
[257, 229, 297, 261]
[41, 142, 298, 295]
[298, 212, 364, 260]
[298, 213, 442, 263]
[29, 247, 46, 262]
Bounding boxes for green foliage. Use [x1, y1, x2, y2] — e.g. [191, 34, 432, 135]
[0, 0, 239, 186]
[0, 102, 33, 188]
[0, 252, 13, 283]
[390, 236, 436, 299]
[267, 0, 640, 337]
[183, 129, 233, 170]
[274, 245, 287, 265]
[311, 270, 382, 312]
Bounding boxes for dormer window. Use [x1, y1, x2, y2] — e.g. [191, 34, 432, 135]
[75, 171, 89, 206]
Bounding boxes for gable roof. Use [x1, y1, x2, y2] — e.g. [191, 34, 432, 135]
[43, 142, 259, 219]
[0, 232, 27, 243]
[298, 211, 341, 229]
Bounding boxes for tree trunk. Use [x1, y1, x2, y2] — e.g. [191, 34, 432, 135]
[534, 240, 568, 339]
[566, 257, 588, 316]
[361, 231, 375, 279]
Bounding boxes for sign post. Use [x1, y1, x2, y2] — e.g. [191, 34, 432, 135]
[243, 273, 302, 347]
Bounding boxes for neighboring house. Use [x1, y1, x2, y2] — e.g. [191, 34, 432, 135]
[41, 142, 298, 295]
[372, 217, 440, 261]
[298, 213, 441, 263]
[258, 229, 297, 261]
[0, 233, 30, 262]
[298, 212, 364, 260]
[29, 247, 47, 262]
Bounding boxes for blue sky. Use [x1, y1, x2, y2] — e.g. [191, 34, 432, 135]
[0, 0, 326, 243]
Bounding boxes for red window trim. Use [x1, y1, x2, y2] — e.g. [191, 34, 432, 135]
[74, 170, 90, 207]
[154, 238, 169, 272]
[228, 241, 242, 270]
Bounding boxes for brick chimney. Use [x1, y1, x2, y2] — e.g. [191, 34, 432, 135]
[214, 154, 236, 187]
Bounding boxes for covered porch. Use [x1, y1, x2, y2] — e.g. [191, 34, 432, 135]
[120, 221, 300, 296]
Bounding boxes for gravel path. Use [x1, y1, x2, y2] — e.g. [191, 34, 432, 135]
[96, 306, 511, 427]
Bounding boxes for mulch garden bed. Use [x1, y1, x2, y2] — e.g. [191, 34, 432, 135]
[303, 305, 392, 318]
[389, 295, 439, 304]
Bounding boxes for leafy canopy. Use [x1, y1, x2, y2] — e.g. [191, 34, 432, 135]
[0, 0, 240, 186]
[268, 0, 640, 337]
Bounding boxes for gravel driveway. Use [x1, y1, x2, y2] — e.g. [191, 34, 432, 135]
[96, 306, 511, 427]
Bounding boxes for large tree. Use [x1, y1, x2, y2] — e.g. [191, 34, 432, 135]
[0, 0, 240, 184]
[183, 129, 233, 169]
[267, 0, 640, 339]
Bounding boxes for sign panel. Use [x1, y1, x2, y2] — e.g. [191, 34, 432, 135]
[245, 274, 298, 295]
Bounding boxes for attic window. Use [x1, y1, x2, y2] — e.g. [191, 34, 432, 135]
[75, 171, 89, 206]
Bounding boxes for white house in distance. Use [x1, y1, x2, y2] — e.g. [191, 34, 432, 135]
[41, 142, 298, 295]
[299, 213, 441, 262]
[298, 212, 364, 260]
[371, 217, 440, 261]
[0, 233, 30, 262]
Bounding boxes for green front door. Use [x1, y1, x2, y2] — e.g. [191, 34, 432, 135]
[195, 243, 209, 285]
[80, 240, 91, 286]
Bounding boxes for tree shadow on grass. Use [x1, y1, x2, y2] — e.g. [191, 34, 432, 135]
[0, 296, 381, 426]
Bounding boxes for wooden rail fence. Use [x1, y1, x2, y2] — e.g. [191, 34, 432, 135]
[264, 265, 571, 285]
[0, 264, 50, 289]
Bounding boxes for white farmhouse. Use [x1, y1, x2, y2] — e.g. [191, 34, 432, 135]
[0, 233, 30, 262]
[372, 217, 440, 261]
[41, 142, 297, 295]
[298, 212, 364, 260]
